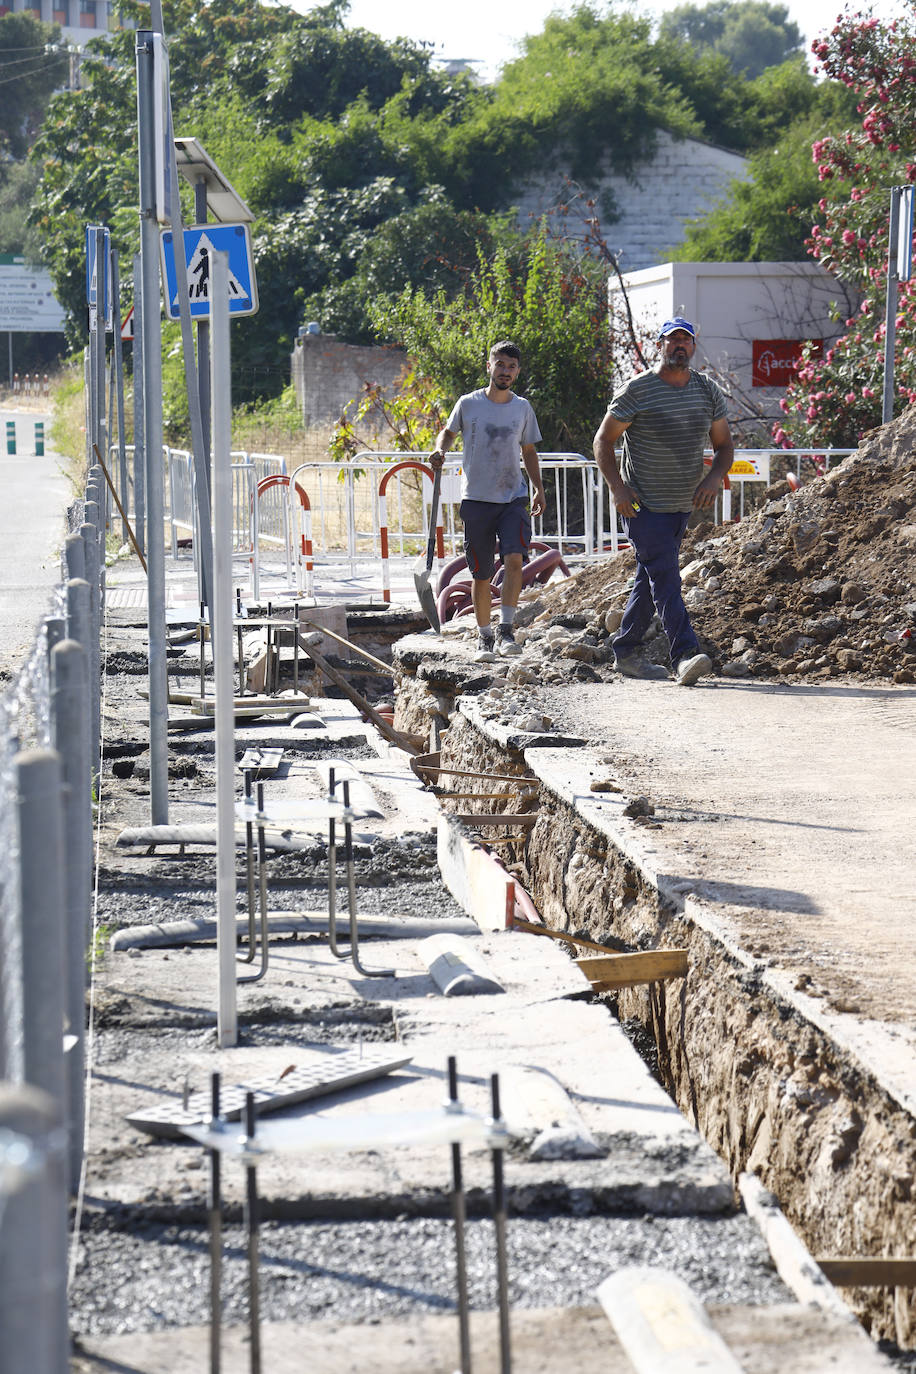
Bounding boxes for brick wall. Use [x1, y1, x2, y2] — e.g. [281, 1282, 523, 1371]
[290, 333, 408, 428]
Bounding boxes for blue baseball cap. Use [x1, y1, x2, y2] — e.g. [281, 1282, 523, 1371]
[658, 317, 696, 339]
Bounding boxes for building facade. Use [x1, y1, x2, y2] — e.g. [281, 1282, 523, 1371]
[0, 0, 130, 48]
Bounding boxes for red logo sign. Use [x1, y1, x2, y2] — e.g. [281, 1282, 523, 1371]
[752, 338, 822, 387]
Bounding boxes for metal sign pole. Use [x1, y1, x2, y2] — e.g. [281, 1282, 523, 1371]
[210, 248, 238, 1048]
[95, 229, 107, 471]
[195, 177, 212, 462]
[132, 250, 146, 556]
[87, 232, 99, 466]
[137, 30, 169, 825]
[166, 137, 214, 613]
[882, 186, 902, 425]
[111, 250, 129, 542]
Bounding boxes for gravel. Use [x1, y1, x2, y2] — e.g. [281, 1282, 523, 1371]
[69, 1214, 790, 1336]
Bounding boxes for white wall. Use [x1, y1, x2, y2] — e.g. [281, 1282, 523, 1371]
[609, 261, 857, 410]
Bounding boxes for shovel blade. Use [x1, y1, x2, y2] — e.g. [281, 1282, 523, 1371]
[413, 556, 440, 632]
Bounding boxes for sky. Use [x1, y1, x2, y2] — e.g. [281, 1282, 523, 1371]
[321, 0, 911, 83]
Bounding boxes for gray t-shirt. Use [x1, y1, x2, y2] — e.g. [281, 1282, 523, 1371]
[446, 389, 542, 503]
[607, 370, 728, 513]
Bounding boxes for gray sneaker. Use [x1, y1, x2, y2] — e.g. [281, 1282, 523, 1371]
[497, 625, 522, 657]
[474, 631, 497, 663]
[676, 653, 713, 685]
[616, 656, 669, 680]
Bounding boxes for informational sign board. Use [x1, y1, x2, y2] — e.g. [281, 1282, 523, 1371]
[729, 453, 770, 483]
[152, 34, 173, 225]
[752, 338, 822, 388]
[159, 223, 258, 320]
[0, 255, 66, 332]
[85, 225, 113, 330]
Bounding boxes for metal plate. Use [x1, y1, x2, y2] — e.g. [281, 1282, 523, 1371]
[126, 1046, 413, 1139]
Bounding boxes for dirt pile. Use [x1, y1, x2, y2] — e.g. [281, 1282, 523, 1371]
[534, 411, 916, 684]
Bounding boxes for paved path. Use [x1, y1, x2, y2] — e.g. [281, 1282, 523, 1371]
[0, 406, 71, 671]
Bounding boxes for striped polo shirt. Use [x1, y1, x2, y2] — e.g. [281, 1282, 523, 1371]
[607, 369, 728, 513]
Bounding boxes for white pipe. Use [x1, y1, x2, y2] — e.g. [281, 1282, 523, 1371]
[210, 249, 238, 1049]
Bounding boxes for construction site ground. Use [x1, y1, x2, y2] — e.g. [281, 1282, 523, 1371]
[56, 409, 916, 1370]
[64, 586, 908, 1371]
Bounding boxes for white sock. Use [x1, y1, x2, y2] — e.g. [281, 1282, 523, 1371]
[500, 606, 516, 627]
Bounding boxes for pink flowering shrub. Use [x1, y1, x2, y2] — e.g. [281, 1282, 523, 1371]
[781, 10, 916, 447]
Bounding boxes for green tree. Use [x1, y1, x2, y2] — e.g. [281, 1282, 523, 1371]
[659, 1, 803, 79]
[673, 65, 859, 261]
[0, 13, 68, 159]
[300, 204, 515, 344]
[776, 8, 916, 447]
[371, 232, 613, 456]
[0, 162, 44, 257]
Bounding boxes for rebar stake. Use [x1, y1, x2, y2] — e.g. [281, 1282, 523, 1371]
[448, 1055, 472, 1374]
[491, 1073, 511, 1374]
[343, 778, 394, 978]
[238, 769, 257, 963]
[326, 766, 347, 959]
[244, 1091, 262, 1374]
[209, 1072, 223, 1374]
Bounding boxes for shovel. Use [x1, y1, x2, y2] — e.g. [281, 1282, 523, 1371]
[413, 464, 442, 631]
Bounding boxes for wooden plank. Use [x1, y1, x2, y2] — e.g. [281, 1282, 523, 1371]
[816, 1258, 916, 1287]
[299, 619, 392, 674]
[296, 635, 420, 754]
[452, 813, 538, 828]
[411, 755, 539, 786]
[598, 1267, 746, 1373]
[578, 950, 688, 989]
[510, 916, 635, 957]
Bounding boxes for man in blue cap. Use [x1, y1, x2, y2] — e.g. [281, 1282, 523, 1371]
[592, 318, 734, 684]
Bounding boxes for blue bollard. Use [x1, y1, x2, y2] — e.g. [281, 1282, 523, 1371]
[6, 420, 15, 455]
[34, 422, 44, 457]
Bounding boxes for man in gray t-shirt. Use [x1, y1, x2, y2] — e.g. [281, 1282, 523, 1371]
[593, 318, 734, 686]
[431, 341, 546, 661]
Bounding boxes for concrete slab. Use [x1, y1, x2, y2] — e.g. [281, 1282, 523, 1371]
[71, 1301, 895, 1373]
[87, 925, 730, 1216]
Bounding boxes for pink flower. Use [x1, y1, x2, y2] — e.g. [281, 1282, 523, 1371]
[845, 392, 856, 403]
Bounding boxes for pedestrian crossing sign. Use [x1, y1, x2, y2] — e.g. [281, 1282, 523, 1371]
[159, 222, 258, 320]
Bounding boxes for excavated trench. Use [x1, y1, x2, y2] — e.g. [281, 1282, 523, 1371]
[393, 657, 916, 1351]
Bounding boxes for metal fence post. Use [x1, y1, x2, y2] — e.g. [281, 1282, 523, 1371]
[78, 526, 102, 781]
[65, 578, 91, 658]
[16, 750, 67, 1110]
[63, 531, 85, 583]
[46, 617, 66, 660]
[51, 640, 92, 1193]
[0, 1082, 69, 1374]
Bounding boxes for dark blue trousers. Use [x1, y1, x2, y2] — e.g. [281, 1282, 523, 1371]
[612, 507, 699, 666]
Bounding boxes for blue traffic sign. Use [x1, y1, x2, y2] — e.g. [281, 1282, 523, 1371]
[160, 223, 258, 320]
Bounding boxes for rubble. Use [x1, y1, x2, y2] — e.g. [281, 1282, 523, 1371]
[507, 413, 916, 684]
